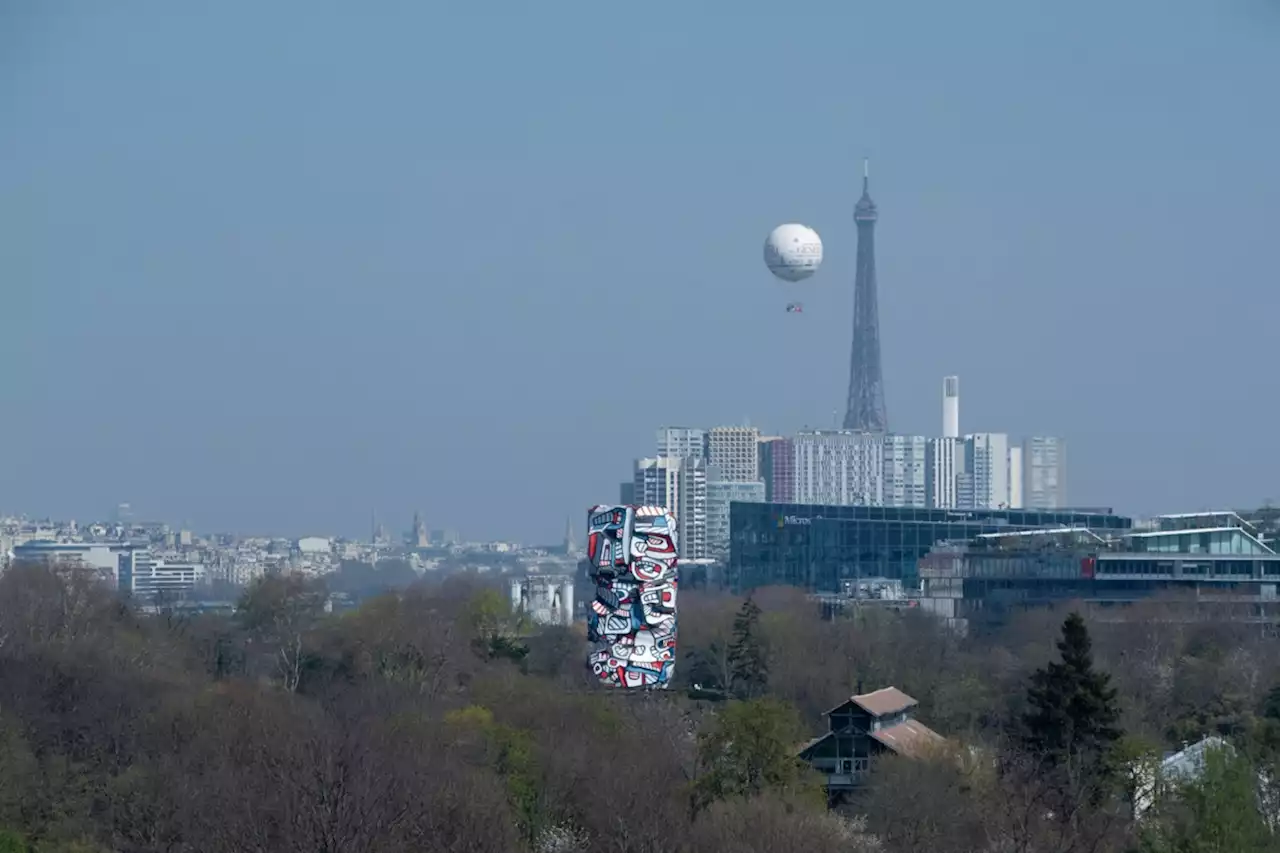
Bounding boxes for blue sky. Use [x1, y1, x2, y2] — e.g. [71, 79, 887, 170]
[2, 1, 1278, 541]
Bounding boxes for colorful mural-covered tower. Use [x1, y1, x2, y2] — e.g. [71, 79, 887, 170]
[584, 504, 678, 689]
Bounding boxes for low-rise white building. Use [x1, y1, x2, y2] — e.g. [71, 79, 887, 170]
[510, 575, 575, 626]
[11, 540, 134, 582]
[297, 536, 331, 555]
[122, 552, 204, 598]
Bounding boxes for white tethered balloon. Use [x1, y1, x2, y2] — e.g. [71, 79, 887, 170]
[763, 223, 823, 314]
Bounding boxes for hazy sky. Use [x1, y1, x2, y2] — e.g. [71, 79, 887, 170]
[3, 2, 1278, 542]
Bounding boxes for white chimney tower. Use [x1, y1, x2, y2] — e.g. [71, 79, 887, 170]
[942, 376, 960, 439]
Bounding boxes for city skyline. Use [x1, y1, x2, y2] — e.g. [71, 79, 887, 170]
[642, 384, 1070, 509]
[3, 2, 1278, 542]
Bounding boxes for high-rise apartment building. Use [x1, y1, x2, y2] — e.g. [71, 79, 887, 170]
[758, 437, 794, 503]
[963, 433, 1011, 510]
[900, 375, 1060, 512]
[926, 438, 964, 509]
[656, 426, 707, 462]
[707, 426, 760, 483]
[634, 457, 681, 514]
[633, 455, 707, 558]
[1024, 437, 1067, 509]
[927, 433, 1015, 510]
[793, 430, 883, 506]
[677, 456, 709, 559]
[883, 435, 928, 508]
[1008, 446, 1024, 509]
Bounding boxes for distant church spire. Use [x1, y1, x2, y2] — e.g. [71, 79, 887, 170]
[564, 514, 576, 555]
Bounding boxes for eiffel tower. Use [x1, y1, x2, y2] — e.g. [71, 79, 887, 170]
[842, 159, 888, 433]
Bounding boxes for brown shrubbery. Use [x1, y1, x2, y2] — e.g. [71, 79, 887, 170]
[2, 566, 1280, 852]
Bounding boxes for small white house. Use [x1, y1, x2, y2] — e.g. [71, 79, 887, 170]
[1132, 736, 1232, 820]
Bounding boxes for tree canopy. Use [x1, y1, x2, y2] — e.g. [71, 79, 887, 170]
[1, 566, 1280, 852]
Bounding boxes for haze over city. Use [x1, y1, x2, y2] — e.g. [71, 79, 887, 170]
[3, 1, 1278, 542]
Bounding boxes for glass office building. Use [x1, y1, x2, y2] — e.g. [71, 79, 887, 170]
[727, 503, 1132, 592]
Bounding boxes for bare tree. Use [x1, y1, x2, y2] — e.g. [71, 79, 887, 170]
[238, 574, 327, 693]
[857, 749, 989, 853]
[0, 562, 125, 652]
[687, 796, 883, 853]
[980, 741, 1133, 853]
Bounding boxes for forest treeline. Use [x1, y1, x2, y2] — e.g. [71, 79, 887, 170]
[2, 563, 1280, 852]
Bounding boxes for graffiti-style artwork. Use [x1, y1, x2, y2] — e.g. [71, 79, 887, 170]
[586, 504, 679, 689]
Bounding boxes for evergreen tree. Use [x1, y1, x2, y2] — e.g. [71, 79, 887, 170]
[728, 595, 768, 699]
[1262, 682, 1280, 722]
[1022, 612, 1122, 785]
